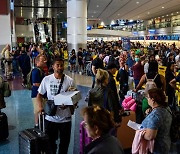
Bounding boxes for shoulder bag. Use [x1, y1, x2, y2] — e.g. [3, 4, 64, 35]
[44, 74, 65, 116]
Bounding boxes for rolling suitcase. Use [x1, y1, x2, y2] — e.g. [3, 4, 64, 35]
[0, 110, 9, 141]
[80, 121, 92, 154]
[19, 113, 51, 154]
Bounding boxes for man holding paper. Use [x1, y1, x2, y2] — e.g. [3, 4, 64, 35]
[36, 58, 76, 154]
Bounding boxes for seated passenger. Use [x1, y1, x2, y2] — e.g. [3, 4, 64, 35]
[81, 105, 124, 154]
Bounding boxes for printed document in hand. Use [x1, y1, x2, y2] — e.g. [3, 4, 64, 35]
[127, 120, 142, 130]
[54, 91, 81, 105]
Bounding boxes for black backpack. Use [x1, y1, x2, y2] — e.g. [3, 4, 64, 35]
[108, 55, 115, 65]
[86, 62, 93, 76]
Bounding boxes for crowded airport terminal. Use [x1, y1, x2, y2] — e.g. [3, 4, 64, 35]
[1, 0, 180, 154]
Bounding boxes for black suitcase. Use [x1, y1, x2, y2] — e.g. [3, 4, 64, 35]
[0, 110, 9, 141]
[19, 114, 51, 154]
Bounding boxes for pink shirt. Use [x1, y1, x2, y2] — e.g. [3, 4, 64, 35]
[132, 129, 154, 154]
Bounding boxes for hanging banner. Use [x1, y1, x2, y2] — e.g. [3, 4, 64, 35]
[122, 37, 131, 50]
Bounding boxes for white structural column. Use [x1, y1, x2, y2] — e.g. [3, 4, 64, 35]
[67, 0, 87, 53]
[0, 14, 11, 52]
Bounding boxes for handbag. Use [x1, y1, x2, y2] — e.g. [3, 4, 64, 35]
[44, 74, 65, 116]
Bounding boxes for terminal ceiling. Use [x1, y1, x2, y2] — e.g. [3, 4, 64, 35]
[14, 0, 180, 22]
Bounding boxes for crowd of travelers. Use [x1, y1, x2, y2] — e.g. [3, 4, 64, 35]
[1, 39, 180, 154]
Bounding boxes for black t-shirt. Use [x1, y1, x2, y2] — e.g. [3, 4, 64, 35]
[166, 71, 175, 93]
[92, 57, 104, 70]
[116, 68, 129, 85]
[77, 51, 83, 61]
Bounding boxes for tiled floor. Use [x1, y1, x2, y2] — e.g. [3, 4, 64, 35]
[0, 71, 180, 154]
[0, 71, 91, 154]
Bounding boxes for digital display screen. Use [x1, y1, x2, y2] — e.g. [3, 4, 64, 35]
[150, 36, 155, 40]
[175, 35, 179, 40]
[160, 35, 164, 40]
[167, 35, 171, 40]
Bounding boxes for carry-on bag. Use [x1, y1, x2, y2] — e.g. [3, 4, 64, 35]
[80, 121, 92, 154]
[117, 111, 136, 149]
[0, 109, 9, 141]
[19, 113, 51, 154]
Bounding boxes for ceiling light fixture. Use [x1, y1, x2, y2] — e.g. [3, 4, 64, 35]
[177, 12, 179, 14]
[171, 13, 174, 15]
[97, 5, 99, 7]
[162, 6, 164, 9]
[60, 12, 63, 13]
[136, 2, 139, 4]
[147, 12, 150, 14]
[92, 16, 94, 18]
[162, 16, 164, 17]
[166, 14, 169, 16]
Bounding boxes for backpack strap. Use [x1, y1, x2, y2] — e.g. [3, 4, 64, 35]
[57, 74, 65, 94]
[146, 73, 158, 81]
[152, 74, 158, 81]
[36, 67, 43, 77]
[145, 74, 148, 81]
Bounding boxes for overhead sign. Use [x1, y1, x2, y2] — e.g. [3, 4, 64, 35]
[148, 29, 156, 34]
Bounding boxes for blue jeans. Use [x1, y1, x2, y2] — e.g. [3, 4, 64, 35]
[92, 75, 95, 88]
[134, 79, 140, 88]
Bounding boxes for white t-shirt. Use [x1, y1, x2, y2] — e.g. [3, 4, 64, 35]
[175, 55, 180, 63]
[144, 62, 149, 74]
[103, 56, 110, 65]
[38, 73, 75, 123]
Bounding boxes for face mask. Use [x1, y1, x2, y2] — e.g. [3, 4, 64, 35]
[135, 57, 140, 62]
